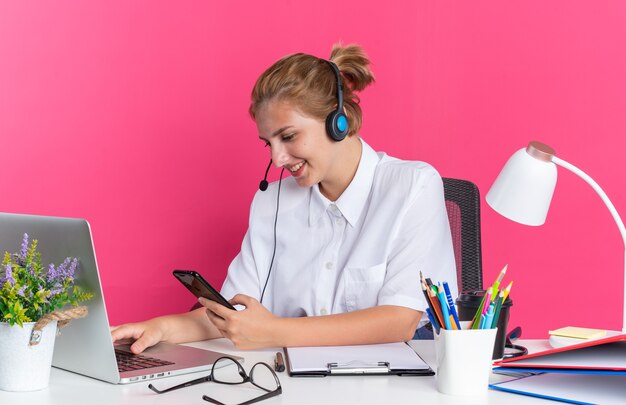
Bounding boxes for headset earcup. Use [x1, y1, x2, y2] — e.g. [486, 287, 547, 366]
[325, 111, 349, 142]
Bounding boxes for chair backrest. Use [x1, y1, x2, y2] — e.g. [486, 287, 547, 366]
[442, 178, 483, 292]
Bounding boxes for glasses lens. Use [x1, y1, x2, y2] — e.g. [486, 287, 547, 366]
[212, 358, 246, 384]
[250, 363, 278, 391]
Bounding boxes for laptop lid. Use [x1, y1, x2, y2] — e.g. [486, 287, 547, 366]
[0, 212, 236, 384]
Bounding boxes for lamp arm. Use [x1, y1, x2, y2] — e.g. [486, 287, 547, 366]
[552, 155, 626, 332]
[551, 156, 626, 248]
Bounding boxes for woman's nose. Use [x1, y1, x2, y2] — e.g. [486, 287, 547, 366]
[270, 144, 289, 167]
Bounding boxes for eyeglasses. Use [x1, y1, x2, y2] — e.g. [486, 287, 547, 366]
[148, 356, 282, 405]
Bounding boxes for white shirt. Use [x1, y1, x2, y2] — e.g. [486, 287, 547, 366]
[221, 139, 457, 325]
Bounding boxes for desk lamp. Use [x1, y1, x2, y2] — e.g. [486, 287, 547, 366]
[486, 141, 626, 332]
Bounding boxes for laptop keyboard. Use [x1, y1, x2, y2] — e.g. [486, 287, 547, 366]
[115, 349, 175, 372]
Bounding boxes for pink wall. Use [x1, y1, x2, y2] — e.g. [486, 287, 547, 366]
[1, 1, 625, 338]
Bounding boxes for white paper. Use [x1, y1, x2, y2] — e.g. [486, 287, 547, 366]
[286, 342, 429, 372]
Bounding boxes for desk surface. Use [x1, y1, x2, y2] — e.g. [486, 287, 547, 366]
[1, 339, 553, 405]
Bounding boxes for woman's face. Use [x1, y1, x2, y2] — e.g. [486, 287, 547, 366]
[256, 101, 340, 189]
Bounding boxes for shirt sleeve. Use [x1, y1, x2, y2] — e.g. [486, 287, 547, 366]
[377, 167, 458, 322]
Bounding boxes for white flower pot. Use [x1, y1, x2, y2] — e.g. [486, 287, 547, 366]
[0, 320, 58, 391]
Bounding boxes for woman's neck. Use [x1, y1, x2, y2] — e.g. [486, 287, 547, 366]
[319, 136, 363, 202]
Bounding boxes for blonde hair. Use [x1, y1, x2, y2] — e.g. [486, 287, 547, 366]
[249, 44, 375, 137]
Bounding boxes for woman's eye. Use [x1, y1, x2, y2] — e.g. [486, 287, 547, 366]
[282, 133, 295, 142]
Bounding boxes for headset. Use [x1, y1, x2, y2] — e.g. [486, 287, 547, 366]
[257, 60, 347, 303]
[503, 326, 528, 359]
[324, 60, 349, 142]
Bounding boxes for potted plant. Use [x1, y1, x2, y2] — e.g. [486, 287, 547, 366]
[0, 233, 92, 391]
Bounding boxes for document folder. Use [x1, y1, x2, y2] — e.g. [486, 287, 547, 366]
[489, 332, 626, 404]
[490, 373, 626, 405]
[284, 342, 434, 377]
[493, 332, 626, 371]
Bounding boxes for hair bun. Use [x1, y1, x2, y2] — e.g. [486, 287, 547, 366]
[329, 44, 375, 92]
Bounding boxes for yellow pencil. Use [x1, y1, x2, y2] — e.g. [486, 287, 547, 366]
[502, 281, 513, 302]
[449, 315, 458, 330]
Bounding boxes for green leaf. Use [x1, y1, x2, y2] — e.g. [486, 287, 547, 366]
[1, 237, 92, 323]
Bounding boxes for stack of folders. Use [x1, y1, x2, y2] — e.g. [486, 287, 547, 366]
[420, 267, 512, 331]
[490, 332, 626, 404]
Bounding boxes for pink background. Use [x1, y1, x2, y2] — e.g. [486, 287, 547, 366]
[1, 1, 625, 338]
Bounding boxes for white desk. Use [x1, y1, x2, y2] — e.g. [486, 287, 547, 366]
[0, 339, 553, 404]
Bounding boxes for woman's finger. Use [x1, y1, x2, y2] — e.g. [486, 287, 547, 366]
[199, 297, 235, 319]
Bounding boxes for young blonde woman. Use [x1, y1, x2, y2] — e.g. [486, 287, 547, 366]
[111, 44, 457, 353]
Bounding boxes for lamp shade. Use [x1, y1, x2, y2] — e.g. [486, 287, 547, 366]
[486, 147, 557, 226]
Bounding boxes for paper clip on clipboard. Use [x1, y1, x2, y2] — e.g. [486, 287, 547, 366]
[328, 361, 390, 375]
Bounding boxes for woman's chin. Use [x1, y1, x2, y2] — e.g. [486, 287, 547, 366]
[294, 175, 315, 188]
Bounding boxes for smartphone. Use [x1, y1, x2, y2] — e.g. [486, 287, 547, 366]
[173, 270, 236, 310]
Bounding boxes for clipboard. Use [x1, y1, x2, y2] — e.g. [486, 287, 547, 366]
[283, 342, 434, 377]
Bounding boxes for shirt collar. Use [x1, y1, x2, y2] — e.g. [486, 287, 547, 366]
[309, 138, 380, 227]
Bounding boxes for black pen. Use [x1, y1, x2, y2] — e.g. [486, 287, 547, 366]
[274, 351, 285, 372]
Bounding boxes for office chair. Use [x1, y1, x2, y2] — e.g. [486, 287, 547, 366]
[442, 177, 483, 292]
[414, 178, 484, 339]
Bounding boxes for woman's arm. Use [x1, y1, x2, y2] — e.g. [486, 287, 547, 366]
[202, 295, 421, 350]
[110, 307, 223, 354]
[278, 305, 422, 346]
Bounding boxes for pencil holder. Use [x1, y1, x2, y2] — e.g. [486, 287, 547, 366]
[434, 325, 497, 396]
[456, 290, 512, 359]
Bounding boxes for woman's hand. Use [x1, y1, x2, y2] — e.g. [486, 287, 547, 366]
[110, 309, 224, 354]
[200, 294, 281, 350]
[110, 318, 168, 354]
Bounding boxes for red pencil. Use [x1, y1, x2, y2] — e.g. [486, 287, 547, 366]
[427, 285, 446, 329]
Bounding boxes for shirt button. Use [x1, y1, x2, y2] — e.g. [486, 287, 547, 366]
[336, 218, 344, 226]
[325, 262, 334, 270]
[320, 308, 328, 315]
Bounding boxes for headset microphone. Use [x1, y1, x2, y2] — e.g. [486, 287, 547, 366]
[259, 159, 273, 191]
[256, 158, 283, 303]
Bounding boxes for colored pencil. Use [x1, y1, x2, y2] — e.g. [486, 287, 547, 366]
[426, 308, 440, 333]
[428, 286, 445, 328]
[471, 286, 491, 329]
[491, 291, 505, 329]
[437, 290, 452, 330]
[443, 281, 461, 329]
[491, 264, 508, 296]
[502, 281, 513, 302]
[482, 290, 492, 316]
[420, 279, 443, 329]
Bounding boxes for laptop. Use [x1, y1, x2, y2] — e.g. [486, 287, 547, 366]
[0, 212, 239, 384]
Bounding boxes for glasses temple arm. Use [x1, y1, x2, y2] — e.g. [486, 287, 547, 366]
[148, 375, 212, 394]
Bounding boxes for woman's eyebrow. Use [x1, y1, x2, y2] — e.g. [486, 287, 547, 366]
[259, 126, 293, 141]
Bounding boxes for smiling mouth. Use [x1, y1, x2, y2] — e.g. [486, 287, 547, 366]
[289, 161, 305, 173]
